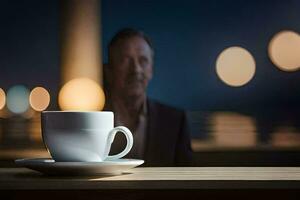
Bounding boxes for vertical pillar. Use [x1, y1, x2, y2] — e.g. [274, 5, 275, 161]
[60, 0, 102, 85]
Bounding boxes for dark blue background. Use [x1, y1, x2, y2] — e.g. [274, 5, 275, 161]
[1, 0, 300, 111]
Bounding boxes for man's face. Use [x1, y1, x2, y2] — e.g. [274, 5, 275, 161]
[109, 36, 153, 98]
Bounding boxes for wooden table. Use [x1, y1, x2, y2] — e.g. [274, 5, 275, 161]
[1, 167, 300, 199]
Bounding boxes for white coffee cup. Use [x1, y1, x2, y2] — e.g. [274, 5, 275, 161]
[41, 111, 133, 162]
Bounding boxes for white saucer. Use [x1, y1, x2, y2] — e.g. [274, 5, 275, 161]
[15, 158, 144, 176]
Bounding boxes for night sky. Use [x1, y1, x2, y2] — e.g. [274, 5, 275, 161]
[1, 0, 300, 111]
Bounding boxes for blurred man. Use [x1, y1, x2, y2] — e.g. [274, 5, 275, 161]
[104, 28, 192, 166]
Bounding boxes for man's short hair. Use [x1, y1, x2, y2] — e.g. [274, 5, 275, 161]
[108, 28, 154, 61]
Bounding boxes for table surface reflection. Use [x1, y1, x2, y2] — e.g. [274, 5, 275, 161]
[1, 167, 300, 190]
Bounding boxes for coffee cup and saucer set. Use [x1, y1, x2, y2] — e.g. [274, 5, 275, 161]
[15, 111, 144, 176]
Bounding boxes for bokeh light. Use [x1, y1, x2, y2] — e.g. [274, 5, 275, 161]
[209, 112, 257, 147]
[216, 46, 256, 87]
[58, 77, 105, 111]
[29, 87, 50, 111]
[0, 88, 5, 110]
[268, 30, 300, 72]
[271, 126, 300, 147]
[7, 85, 30, 114]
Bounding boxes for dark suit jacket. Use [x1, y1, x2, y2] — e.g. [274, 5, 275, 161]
[143, 98, 193, 166]
[108, 98, 193, 167]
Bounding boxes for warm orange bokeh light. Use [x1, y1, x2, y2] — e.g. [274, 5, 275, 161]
[268, 30, 300, 72]
[29, 87, 50, 111]
[209, 112, 257, 147]
[58, 78, 105, 111]
[0, 88, 5, 110]
[271, 126, 300, 147]
[216, 46, 256, 87]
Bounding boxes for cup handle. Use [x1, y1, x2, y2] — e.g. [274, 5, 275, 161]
[106, 126, 133, 160]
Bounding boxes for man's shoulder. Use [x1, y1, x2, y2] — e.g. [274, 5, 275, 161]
[147, 98, 185, 117]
